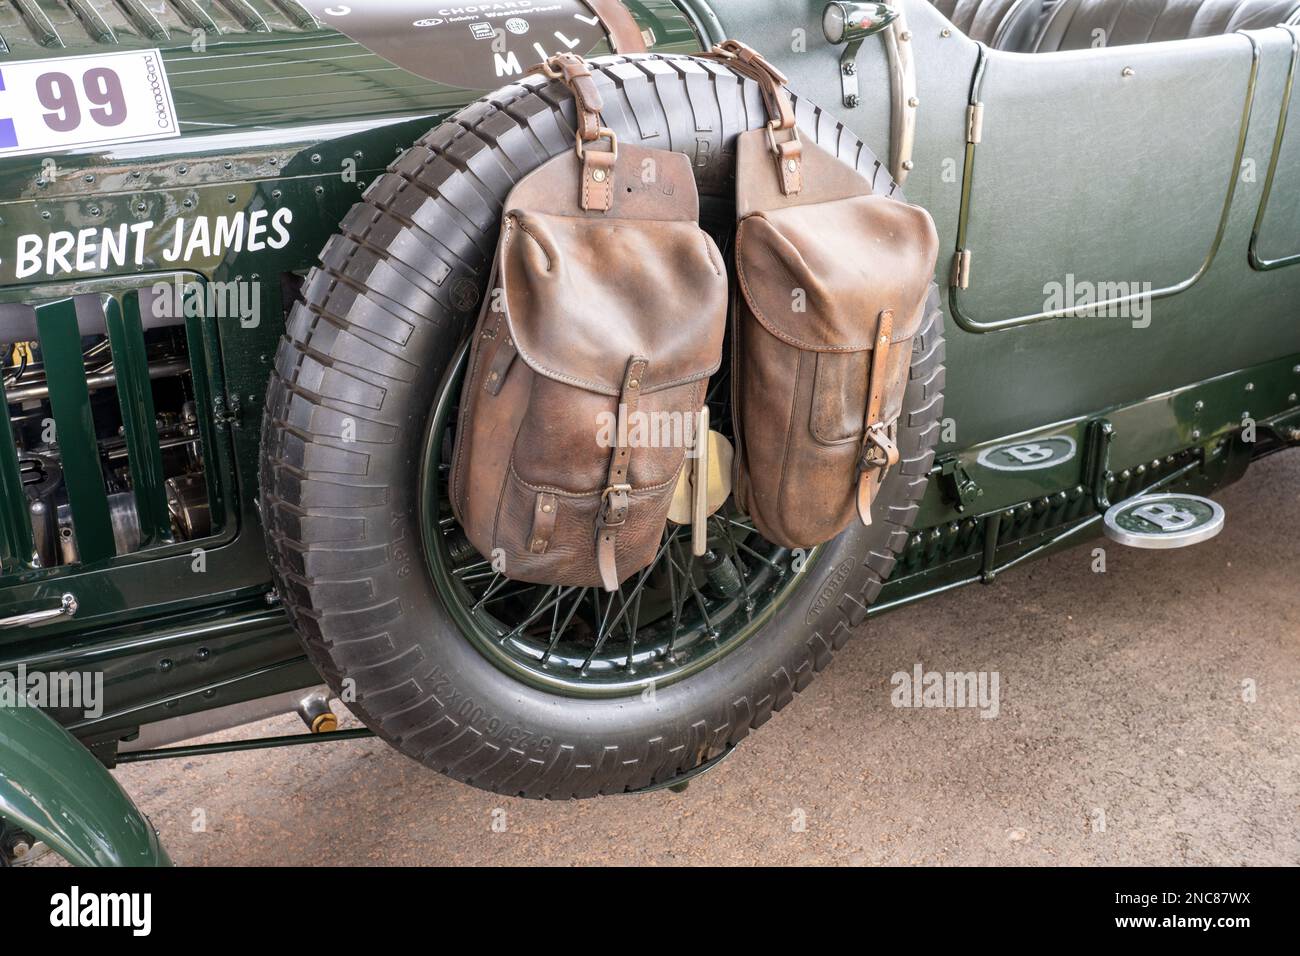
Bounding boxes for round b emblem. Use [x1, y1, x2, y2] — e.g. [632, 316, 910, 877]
[1102, 493, 1225, 549]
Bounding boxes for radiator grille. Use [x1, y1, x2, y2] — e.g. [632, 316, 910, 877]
[0, 0, 319, 52]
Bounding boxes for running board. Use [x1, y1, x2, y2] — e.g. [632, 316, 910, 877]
[1102, 493, 1225, 549]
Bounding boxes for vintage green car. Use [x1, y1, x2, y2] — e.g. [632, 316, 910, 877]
[0, 0, 1296, 867]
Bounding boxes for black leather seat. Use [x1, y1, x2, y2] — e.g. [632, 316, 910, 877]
[1031, 0, 1300, 51]
[929, 0, 1050, 48]
[928, 0, 1300, 51]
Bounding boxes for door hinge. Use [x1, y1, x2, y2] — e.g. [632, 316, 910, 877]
[966, 102, 984, 144]
[936, 455, 982, 512]
[951, 249, 972, 289]
[213, 393, 242, 429]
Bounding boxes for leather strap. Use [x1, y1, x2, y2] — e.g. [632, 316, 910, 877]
[483, 328, 517, 396]
[534, 52, 619, 211]
[857, 310, 900, 526]
[597, 356, 648, 591]
[530, 493, 558, 554]
[700, 40, 802, 195]
[538, 52, 605, 143]
[581, 0, 648, 53]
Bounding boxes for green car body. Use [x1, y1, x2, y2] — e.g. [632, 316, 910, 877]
[0, 0, 1296, 865]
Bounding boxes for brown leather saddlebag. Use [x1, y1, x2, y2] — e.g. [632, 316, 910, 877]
[450, 53, 728, 591]
[705, 41, 939, 550]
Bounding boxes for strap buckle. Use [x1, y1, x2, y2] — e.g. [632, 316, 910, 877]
[576, 126, 618, 160]
[765, 120, 800, 155]
[860, 422, 899, 472]
[600, 483, 633, 526]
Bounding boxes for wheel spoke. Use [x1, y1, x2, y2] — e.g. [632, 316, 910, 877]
[424, 329, 806, 692]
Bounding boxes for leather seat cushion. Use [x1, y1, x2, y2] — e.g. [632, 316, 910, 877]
[1034, 0, 1300, 51]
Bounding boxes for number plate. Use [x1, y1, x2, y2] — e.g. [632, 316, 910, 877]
[0, 49, 180, 159]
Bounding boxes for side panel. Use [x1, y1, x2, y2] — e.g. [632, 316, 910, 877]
[702, 1, 1300, 447]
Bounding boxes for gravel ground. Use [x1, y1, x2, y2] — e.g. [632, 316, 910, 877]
[96, 450, 1299, 866]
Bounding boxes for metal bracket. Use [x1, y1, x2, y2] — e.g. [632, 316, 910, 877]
[1083, 418, 1116, 510]
[935, 455, 982, 512]
[839, 37, 865, 109]
[212, 393, 242, 428]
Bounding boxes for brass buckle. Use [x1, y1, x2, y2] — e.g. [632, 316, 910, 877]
[576, 126, 618, 161]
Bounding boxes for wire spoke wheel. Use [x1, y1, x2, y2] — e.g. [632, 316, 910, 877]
[419, 338, 815, 698]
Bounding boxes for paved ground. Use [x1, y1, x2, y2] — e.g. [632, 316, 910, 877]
[101, 451, 1299, 866]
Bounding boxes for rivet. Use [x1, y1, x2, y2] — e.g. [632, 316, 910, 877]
[786, 159, 798, 172]
[902, 160, 914, 171]
[1289, 393, 1297, 403]
[1121, 67, 1135, 78]
[900, 31, 911, 41]
[1245, 382, 1254, 391]
[941, 28, 952, 37]
[908, 96, 919, 108]
[1192, 429, 1202, 439]
[487, 371, 499, 381]
[591, 167, 607, 182]
[1193, 400, 1204, 412]
[542, 504, 553, 513]
[628, 379, 639, 388]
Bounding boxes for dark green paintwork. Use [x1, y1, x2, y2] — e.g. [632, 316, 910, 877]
[0, 703, 170, 866]
[0, 0, 1296, 865]
[35, 298, 116, 563]
[104, 292, 173, 548]
[0, 376, 34, 572]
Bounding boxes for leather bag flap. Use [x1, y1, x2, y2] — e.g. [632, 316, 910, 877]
[501, 208, 727, 395]
[735, 194, 938, 353]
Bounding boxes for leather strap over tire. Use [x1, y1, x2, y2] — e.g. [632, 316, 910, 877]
[700, 40, 803, 195]
[581, 0, 648, 53]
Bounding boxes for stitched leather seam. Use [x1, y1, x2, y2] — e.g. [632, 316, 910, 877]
[736, 216, 869, 354]
[508, 460, 679, 497]
[736, 213, 923, 352]
[499, 217, 723, 395]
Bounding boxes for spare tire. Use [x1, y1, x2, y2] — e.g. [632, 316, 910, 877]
[259, 53, 945, 798]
